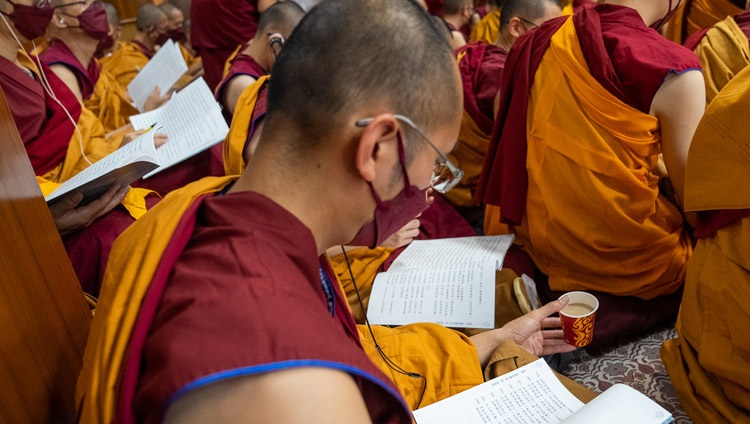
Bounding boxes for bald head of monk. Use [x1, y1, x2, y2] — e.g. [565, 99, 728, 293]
[245, 1, 305, 71]
[231, 0, 463, 253]
[48, 0, 111, 54]
[135, 3, 168, 50]
[102, 2, 120, 37]
[496, 0, 562, 50]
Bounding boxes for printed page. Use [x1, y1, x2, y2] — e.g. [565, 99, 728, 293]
[413, 359, 585, 424]
[389, 235, 515, 271]
[127, 40, 189, 112]
[45, 129, 158, 203]
[130, 78, 229, 177]
[367, 260, 496, 328]
[562, 384, 672, 424]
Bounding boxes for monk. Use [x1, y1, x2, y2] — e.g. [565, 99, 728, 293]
[100, 4, 169, 93]
[443, 0, 473, 47]
[470, 0, 503, 43]
[76, 2, 589, 422]
[168, 0, 192, 50]
[41, 0, 167, 132]
[478, 0, 705, 346]
[0, 0, 170, 295]
[662, 65, 750, 424]
[191, 0, 278, 90]
[683, 7, 750, 103]
[665, 0, 745, 43]
[215, 1, 304, 117]
[99, 2, 120, 58]
[448, 0, 563, 231]
[159, 2, 202, 88]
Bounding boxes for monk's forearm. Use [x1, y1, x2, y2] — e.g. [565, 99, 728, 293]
[469, 329, 508, 368]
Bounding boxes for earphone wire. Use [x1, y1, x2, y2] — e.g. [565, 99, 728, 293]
[1, 13, 93, 166]
[340, 245, 427, 409]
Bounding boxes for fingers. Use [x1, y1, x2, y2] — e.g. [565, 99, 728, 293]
[525, 297, 569, 322]
[541, 317, 563, 329]
[50, 191, 84, 217]
[541, 340, 577, 356]
[76, 185, 127, 225]
[149, 86, 162, 97]
[153, 133, 169, 148]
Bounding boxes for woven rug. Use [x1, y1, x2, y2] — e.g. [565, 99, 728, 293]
[563, 324, 692, 423]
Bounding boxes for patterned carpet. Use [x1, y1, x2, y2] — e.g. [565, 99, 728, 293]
[563, 324, 692, 423]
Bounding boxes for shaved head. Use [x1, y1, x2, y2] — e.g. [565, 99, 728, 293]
[101, 2, 120, 26]
[169, 0, 191, 19]
[444, 0, 471, 14]
[159, 2, 181, 17]
[501, 0, 562, 28]
[136, 4, 167, 32]
[257, 1, 306, 37]
[265, 0, 458, 159]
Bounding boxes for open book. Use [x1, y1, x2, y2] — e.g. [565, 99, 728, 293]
[413, 358, 673, 424]
[366, 235, 514, 329]
[129, 77, 229, 178]
[45, 128, 160, 204]
[127, 39, 188, 112]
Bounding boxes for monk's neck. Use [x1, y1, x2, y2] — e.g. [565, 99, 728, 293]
[443, 14, 464, 30]
[55, 35, 98, 68]
[133, 33, 155, 52]
[494, 30, 513, 52]
[231, 152, 357, 256]
[0, 33, 21, 66]
[243, 40, 269, 72]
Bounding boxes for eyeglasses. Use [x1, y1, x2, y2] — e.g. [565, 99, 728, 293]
[355, 114, 464, 194]
[518, 17, 539, 29]
[33, 0, 51, 7]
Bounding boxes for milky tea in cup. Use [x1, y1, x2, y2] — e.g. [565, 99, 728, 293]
[559, 291, 599, 347]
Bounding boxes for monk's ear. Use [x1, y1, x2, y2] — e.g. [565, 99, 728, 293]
[52, 11, 67, 29]
[507, 17, 524, 39]
[354, 114, 398, 183]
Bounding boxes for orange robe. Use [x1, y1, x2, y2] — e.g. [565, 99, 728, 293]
[469, 10, 500, 44]
[665, 0, 744, 44]
[689, 11, 750, 104]
[662, 65, 750, 424]
[99, 40, 152, 95]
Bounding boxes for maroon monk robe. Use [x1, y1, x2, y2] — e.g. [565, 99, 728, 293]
[191, 0, 261, 90]
[214, 52, 268, 120]
[0, 55, 79, 176]
[121, 189, 412, 424]
[456, 41, 507, 138]
[476, 4, 701, 346]
[39, 38, 100, 100]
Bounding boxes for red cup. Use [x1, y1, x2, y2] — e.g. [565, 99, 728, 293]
[559, 291, 599, 347]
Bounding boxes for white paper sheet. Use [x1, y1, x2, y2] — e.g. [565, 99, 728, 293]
[413, 359, 584, 424]
[127, 40, 188, 112]
[366, 235, 514, 328]
[129, 78, 228, 177]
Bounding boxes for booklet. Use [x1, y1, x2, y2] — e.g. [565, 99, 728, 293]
[366, 235, 514, 329]
[129, 77, 229, 178]
[127, 39, 189, 112]
[413, 359, 673, 424]
[45, 128, 160, 204]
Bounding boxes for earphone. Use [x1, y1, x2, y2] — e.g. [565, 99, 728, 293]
[268, 32, 285, 55]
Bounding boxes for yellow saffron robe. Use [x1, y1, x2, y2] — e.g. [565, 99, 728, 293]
[515, 18, 691, 299]
[665, 0, 743, 43]
[84, 65, 139, 133]
[470, 10, 501, 44]
[662, 65, 750, 424]
[693, 15, 750, 104]
[99, 41, 150, 95]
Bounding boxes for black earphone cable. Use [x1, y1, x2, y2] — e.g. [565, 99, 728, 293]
[340, 245, 427, 410]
